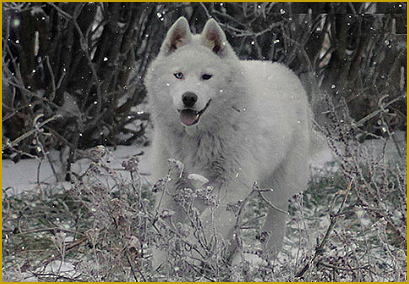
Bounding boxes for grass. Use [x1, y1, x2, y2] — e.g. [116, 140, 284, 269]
[2, 136, 407, 281]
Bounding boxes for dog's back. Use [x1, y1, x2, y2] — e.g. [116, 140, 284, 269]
[237, 60, 311, 189]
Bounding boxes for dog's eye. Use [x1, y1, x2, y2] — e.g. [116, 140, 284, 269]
[174, 72, 184, 79]
[202, 74, 212, 80]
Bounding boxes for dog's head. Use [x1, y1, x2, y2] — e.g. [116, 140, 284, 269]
[149, 17, 240, 127]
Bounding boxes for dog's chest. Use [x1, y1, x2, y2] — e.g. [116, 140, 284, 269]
[171, 132, 229, 180]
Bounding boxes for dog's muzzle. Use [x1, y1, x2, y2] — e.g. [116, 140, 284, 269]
[179, 100, 211, 126]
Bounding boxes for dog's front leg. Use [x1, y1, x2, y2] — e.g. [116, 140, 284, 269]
[151, 174, 196, 272]
[195, 179, 253, 263]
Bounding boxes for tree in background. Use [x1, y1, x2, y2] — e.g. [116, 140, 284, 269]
[2, 2, 406, 177]
[3, 3, 161, 178]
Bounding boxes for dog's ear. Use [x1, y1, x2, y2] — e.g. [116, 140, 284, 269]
[201, 18, 229, 57]
[160, 17, 192, 56]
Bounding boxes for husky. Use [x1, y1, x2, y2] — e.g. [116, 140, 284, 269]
[145, 17, 312, 270]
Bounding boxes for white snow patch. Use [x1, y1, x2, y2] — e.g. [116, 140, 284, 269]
[2, 144, 152, 197]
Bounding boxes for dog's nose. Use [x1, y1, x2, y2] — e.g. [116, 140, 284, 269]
[182, 92, 198, 108]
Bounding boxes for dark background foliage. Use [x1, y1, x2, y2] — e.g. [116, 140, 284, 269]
[2, 2, 406, 172]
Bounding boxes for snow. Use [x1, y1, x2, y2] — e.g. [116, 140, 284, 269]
[3, 260, 79, 282]
[1, 131, 405, 280]
[3, 131, 406, 197]
[2, 145, 153, 197]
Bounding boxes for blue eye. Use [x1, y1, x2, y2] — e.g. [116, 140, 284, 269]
[202, 74, 212, 80]
[174, 72, 184, 79]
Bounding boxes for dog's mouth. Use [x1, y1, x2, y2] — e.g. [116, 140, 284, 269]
[179, 100, 211, 126]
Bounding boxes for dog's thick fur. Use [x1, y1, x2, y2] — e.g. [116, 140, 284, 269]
[145, 17, 312, 269]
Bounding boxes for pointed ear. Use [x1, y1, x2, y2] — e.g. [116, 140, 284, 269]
[160, 17, 192, 55]
[201, 18, 229, 57]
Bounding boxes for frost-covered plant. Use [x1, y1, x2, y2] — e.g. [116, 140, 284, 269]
[288, 95, 407, 282]
[67, 146, 153, 281]
[149, 159, 232, 281]
[3, 135, 406, 281]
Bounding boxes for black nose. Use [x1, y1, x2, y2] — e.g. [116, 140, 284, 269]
[182, 92, 198, 108]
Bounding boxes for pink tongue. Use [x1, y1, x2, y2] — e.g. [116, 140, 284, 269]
[180, 110, 198, 126]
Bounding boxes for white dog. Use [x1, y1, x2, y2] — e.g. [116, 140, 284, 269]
[145, 16, 313, 270]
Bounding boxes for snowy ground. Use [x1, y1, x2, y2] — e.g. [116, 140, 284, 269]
[2, 144, 153, 197]
[2, 131, 406, 281]
[1, 134, 336, 281]
[3, 130, 406, 197]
